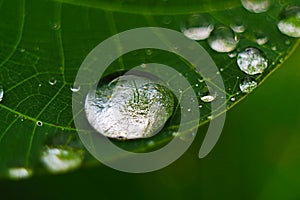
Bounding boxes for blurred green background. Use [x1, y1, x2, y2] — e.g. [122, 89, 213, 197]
[0, 44, 299, 200]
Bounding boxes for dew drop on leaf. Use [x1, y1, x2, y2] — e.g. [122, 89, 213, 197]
[208, 26, 239, 53]
[8, 167, 33, 180]
[255, 31, 269, 45]
[48, 77, 57, 86]
[277, 6, 300, 38]
[40, 146, 83, 173]
[85, 75, 174, 139]
[237, 47, 268, 75]
[230, 21, 246, 33]
[36, 121, 43, 126]
[241, 0, 271, 13]
[181, 14, 214, 40]
[71, 84, 80, 92]
[239, 76, 258, 93]
[199, 86, 217, 102]
[0, 85, 4, 102]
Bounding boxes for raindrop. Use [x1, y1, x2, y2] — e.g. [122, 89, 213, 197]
[0, 85, 3, 102]
[181, 14, 214, 40]
[52, 23, 61, 30]
[241, 0, 271, 13]
[230, 21, 246, 33]
[239, 76, 258, 93]
[85, 75, 174, 139]
[71, 84, 80, 92]
[41, 146, 83, 173]
[8, 167, 32, 180]
[199, 86, 217, 102]
[228, 51, 237, 58]
[237, 47, 268, 75]
[48, 77, 57, 86]
[208, 26, 239, 53]
[277, 6, 300, 38]
[255, 31, 269, 45]
[36, 121, 43, 127]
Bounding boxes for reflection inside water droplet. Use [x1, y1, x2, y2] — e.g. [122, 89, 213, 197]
[181, 14, 214, 40]
[85, 75, 174, 139]
[49, 77, 57, 86]
[237, 47, 268, 75]
[208, 26, 239, 53]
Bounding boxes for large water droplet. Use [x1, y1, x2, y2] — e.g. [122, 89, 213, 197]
[241, 0, 271, 13]
[181, 14, 214, 40]
[277, 6, 300, 38]
[8, 167, 33, 180]
[208, 26, 239, 53]
[239, 76, 258, 93]
[41, 146, 83, 173]
[199, 86, 217, 102]
[237, 47, 268, 75]
[0, 85, 3, 102]
[85, 75, 174, 139]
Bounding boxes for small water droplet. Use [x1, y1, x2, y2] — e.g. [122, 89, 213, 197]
[41, 146, 83, 173]
[228, 51, 237, 58]
[277, 6, 300, 38]
[71, 84, 80, 92]
[8, 167, 32, 180]
[237, 47, 268, 75]
[199, 86, 217, 102]
[230, 97, 236, 102]
[271, 45, 277, 51]
[199, 105, 203, 108]
[20, 48, 25, 53]
[241, 0, 271, 13]
[0, 85, 4, 102]
[85, 75, 174, 139]
[36, 121, 43, 126]
[195, 84, 199, 87]
[285, 39, 291, 45]
[255, 31, 269, 45]
[239, 76, 258, 93]
[187, 108, 191, 112]
[181, 14, 214, 40]
[38, 83, 42, 87]
[145, 49, 152, 56]
[230, 21, 246, 33]
[48, 77, 57, 86]
[208, 26, 239, 53]
[52, 23, 61, 30]
[207, 115, 213, 120]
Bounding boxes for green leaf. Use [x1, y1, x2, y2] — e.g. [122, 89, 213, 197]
[0, 0, 299, 179]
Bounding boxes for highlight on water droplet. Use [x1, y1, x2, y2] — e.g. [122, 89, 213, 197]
[0, 85, 3, 102]
[8, 167, 33, 180]
[199, 86, 217, 102]
[85, 75, 175, 139]
[71, 84, 80, 92]
[48, 77, 57, 86]
[40, 146, 83, 173]
[241, 0, 271, 13]
[237, 47, 268, 75]
[239, 76, 258, 93]
[51, 23, 61, 30]
[36, 121, 43, 127]
[277, 6, 300, 38]
[181, 14, 214, 40]
[208, 26, 239, 53]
